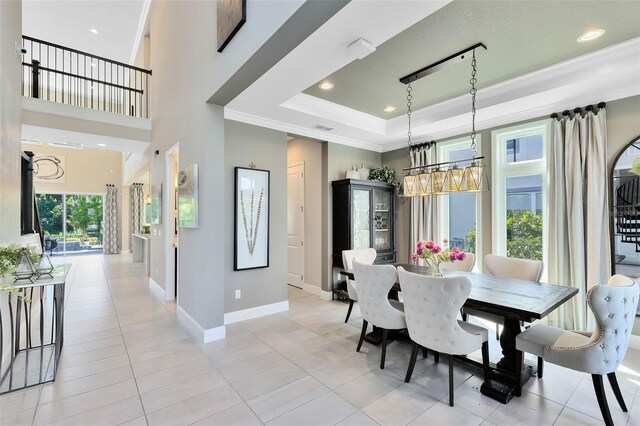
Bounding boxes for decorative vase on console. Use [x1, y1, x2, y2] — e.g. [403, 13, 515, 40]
[358, 164, 370, 180]
[411, 239, 466, 278]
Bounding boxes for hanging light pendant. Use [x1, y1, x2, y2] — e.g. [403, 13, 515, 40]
[417, 171, 432, 195]
[399, 43, 490, 197]
[446, 165, 464, 192]
[403, 174, 418, 197]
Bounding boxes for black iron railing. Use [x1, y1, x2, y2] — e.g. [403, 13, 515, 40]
[615, 176, 640, 251]
[21, 35, 152, 119]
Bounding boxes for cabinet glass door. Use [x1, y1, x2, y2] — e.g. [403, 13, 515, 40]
[352, 189, 370, 249]
[373, 189, 391, 250]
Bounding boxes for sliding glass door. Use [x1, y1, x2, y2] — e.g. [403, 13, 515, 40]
[36, 193, 104, 255]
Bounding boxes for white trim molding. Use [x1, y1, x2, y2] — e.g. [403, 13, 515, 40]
[177, 306, 226, 343]
[301, 283, 333, 300]
[224, 300, 289, 325]
[148, 277, 165, 301]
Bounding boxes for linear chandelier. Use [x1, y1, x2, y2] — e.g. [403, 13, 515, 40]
[400, 43, 489, 197]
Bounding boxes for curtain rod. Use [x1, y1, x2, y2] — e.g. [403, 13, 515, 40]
[408, 141, 436, 151]
[550, 102, 606, 119]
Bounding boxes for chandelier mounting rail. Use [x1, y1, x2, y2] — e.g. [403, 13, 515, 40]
[399, 43, 487, 85]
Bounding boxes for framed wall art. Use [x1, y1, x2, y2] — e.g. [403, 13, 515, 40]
[178, 164, 199, 228]
[217, 0, 246, 52]
[234, 167, 269, 270]
[150, 184, 162, 225]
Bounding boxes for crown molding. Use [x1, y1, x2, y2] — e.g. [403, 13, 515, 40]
[281, 93, 387, 135]
[224, 108, 384, 152]
[129, 0, 152, 65]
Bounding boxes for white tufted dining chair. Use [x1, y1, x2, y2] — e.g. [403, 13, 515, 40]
[515, 275, 638, 426]
[398, 267, 490, 407]
[352, 260, 406, 369]
[440, 253, 476, 272]
[463, 254, 544, 340]
[342, 248, 377, 323]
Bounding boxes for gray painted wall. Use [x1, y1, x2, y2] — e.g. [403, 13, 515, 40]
[224, 121, 288, 313]
[287, 138, 323, 290]
[380, 148, 411, 264]
[0, 0, 22, 245]
[149, 1, 225, 330]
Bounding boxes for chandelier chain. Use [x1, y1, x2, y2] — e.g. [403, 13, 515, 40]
[406, 83, 413, 150]
[469, 50, 478, 158]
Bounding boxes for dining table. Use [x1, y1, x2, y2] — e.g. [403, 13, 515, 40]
[339, 263, 579, 404]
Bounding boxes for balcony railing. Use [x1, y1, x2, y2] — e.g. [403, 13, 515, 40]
[21, 35, 152, 119]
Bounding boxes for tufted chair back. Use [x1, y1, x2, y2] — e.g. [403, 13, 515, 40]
[440, 253, 476, 272]
[545, 275, 639, 374]
[484, 254, 543, 282]
[398, 267, 483, 356]
[352, 260, 405, 330]
[342, 249, 377, 301]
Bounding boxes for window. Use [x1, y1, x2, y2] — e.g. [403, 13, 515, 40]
[492, 121, 550, 265]
[437, 137, 481, 268]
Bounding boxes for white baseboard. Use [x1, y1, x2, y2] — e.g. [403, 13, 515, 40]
[224, 300, 289, 325]
[320, 290, 333, 301]
[177, 305, 226, 343]
[303, 283, 321, 295]
[121, 249, 132, 254]
[148, 277, 165, 301]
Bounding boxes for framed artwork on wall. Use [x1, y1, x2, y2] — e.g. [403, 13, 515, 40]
[178, 164, 199, 228]
[234, 167, 269, 270]
[217, 0, 246, 52]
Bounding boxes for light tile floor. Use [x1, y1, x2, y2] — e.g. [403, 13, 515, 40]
[1, 254, 639, 426]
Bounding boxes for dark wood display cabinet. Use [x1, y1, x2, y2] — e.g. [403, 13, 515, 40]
[332, 178, 396, 268]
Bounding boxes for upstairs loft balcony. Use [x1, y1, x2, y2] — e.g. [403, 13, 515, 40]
[21, 35, 152, 119]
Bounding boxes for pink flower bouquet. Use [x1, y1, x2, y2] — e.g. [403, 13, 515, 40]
[411, 239, 466, 277]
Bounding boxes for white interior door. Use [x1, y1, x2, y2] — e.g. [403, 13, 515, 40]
[287, 162, 304, 287]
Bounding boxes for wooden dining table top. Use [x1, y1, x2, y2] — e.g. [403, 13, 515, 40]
[341, 263, 579, 323]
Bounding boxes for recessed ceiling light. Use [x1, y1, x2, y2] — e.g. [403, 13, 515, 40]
[97, 143, 107, 147]
[383, 105, 396, 112]
[319, 81, 334, 90]
[90, 28, 99, 34]
[577, 28, 605, 43]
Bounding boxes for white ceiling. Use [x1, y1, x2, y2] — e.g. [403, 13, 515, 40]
[226, 0, 640, 152]
[22, 0, 149, 64]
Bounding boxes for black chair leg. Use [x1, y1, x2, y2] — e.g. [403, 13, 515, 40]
[481, 341, 491, 382]
[495, 324, 500, 340]
[449, 356, 455, 407]
[344, 299, 354, 323]
[461, 310, 467, 322]
[537, 357, 544, 379]
[356, 319, 368, 352]
[422, 346, 428, 359]
[405, 341, 419, 383]
[380, 328, 389, 369]
[514, 350, 524, 397]
[592, 374, 614, 426]
[434, 351, 440, 363]
[607, 372, 628, 412]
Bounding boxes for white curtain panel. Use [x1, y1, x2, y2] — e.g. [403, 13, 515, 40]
[410, 144, 439, 260]
[130, 184, 144, 236]
[547, 108, 610, 331]
[104, 185, 120, 254]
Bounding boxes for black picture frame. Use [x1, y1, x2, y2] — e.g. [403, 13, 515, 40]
[234, 167, 270, 271]
[217, 0, 247, 53]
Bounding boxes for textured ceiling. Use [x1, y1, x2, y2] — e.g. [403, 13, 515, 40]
[304, 0, 640, 118]
[23, 0, 146, 64]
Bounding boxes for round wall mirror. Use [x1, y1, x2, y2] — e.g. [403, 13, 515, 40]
[611, 135, 640, 279]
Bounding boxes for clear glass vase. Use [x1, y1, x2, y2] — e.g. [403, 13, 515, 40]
[430, 262, 443, 278]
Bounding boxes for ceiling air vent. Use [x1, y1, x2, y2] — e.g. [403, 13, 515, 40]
[313, 124, 335, 132]
[48, 141, 84, 149]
